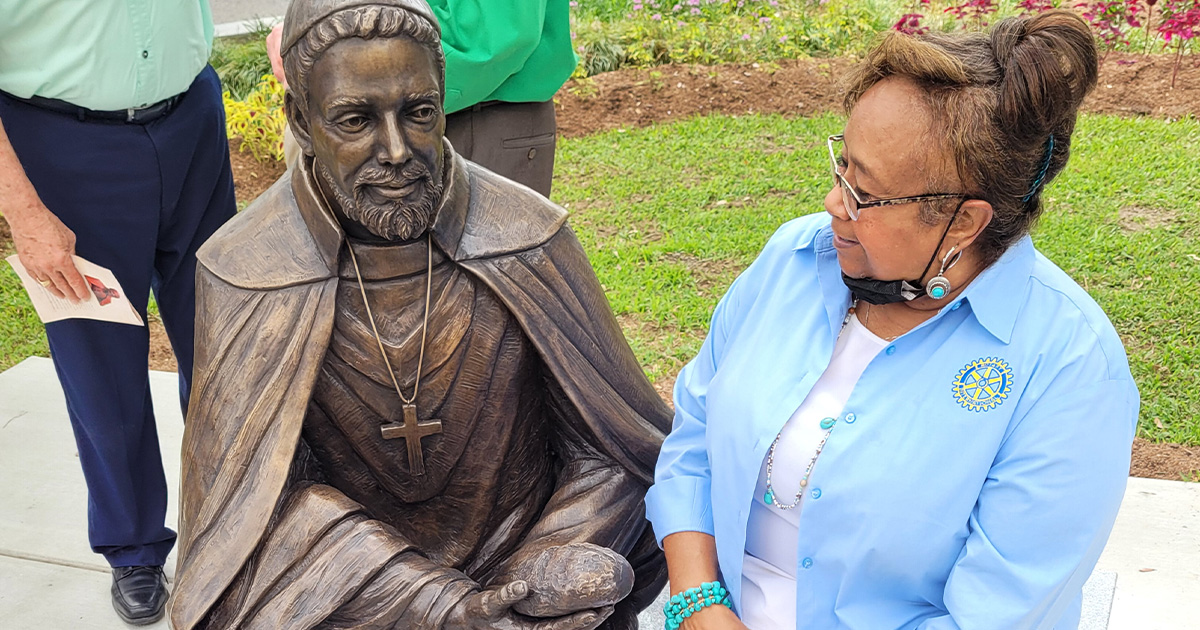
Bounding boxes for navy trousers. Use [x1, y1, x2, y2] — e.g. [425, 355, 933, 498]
[0, 66, 236, 567]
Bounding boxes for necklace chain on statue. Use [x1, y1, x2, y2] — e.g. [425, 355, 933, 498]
[315, 174, 443, 476]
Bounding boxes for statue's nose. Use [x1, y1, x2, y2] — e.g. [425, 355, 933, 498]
[377, 115, 411, 166]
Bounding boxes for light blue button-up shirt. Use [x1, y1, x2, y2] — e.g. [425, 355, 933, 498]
[646, 213, 1139, 629]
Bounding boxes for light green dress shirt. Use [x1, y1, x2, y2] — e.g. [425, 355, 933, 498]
[0, 0, 213, 111]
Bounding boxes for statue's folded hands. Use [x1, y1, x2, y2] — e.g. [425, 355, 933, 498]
[444, 581, 613, 630]
[505, 544, 635, 618]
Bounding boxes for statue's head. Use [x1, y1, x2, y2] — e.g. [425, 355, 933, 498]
[282, 0, 446, 241]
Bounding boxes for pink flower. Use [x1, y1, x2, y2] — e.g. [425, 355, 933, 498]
[742, 33, 751, 40]
[691, 7, 701, 14]
[779, 35, 788, 42]
[893, 13, 929, 35]
[652, 12, 662, 20]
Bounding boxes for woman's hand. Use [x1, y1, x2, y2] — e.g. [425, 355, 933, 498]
[663, 532, 750, 630]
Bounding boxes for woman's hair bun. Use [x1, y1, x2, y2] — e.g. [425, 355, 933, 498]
[990, 10, 1098, 134]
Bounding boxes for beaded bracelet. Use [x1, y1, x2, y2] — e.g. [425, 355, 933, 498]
[662, 581, 732, 630]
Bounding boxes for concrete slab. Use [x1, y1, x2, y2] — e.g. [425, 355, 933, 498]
[210, 0, 289, 27]
[1096, 477, 1200, 630]
[0, 357, 182, 628]
[0, 357, 1193, 628]
[0, 555, 169, 630]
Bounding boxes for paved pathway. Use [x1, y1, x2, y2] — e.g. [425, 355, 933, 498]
[211, 0, 289, 27]
[1, 356, 1195, 628]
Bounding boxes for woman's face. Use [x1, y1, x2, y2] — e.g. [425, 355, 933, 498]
[824, 77, 957, 283]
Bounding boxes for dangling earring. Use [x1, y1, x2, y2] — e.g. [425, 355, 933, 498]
[925, 246, 962, 300]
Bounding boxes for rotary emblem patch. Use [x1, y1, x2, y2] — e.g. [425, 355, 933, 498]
[952, 357, 1014, 412]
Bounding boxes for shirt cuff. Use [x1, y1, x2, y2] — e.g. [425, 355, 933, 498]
[644, 475, 715, 547]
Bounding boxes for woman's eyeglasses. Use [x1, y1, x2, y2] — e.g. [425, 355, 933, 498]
[827, 134, 965, 221]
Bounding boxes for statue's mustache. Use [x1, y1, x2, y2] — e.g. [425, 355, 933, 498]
[355, 164, 430, 190]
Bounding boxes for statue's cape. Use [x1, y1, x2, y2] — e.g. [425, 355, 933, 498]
[169, 146, 670, 630]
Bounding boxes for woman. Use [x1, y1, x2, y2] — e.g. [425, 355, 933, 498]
[646, 11, 1138, 630]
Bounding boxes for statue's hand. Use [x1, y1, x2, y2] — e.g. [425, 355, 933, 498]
[507, 543, 634, 618]
[443, 581, 611, 630]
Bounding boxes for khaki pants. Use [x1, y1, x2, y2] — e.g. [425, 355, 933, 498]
[282, 99, 557, 199]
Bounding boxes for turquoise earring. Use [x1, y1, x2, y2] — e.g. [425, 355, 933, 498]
[925, 246, 962, 300]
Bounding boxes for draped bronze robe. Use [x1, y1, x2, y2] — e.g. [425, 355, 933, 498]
[170, 147, 670, 630]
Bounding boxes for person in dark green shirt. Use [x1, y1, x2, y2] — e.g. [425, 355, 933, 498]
[268, 0, 576, 197]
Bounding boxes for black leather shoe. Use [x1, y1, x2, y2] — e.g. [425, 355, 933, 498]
[111, 565, 168, 626]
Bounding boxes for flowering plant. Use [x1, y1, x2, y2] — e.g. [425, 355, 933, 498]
[1074, 0, 1144, 48]
[223, 74, 287, 163]
[944, 0, 999, 28]
[1157, 0, 1200, 86]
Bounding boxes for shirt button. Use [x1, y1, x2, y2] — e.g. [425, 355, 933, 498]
[142, 50, 149, 59]
[802, 557, 814, 569]
[528, 148, 537, 160]
[811, 488, 822, 499]
[885, 345, 896, 355]
[951, 301, 962, 311]
[844, 412, 856, 424]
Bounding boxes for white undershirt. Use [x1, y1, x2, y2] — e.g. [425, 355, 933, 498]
[741, 313, 888, 630]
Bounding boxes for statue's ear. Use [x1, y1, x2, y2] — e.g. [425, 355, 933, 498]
[285, 90, 316, 157]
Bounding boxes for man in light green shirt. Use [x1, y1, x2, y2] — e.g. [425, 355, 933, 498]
[0, 0, 213, 110]
[0, 2, 235, 625]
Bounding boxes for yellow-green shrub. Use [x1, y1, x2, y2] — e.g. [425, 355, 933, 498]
[224, 74, 287, 163]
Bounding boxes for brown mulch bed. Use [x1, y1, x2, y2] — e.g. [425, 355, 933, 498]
[1130, 438, 1200, 482]
[4, 53, 1198, 480]
[554, 53, 1200, 138]
[230, 138, 288, 205]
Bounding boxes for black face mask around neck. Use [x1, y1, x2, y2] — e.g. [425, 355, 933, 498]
[841, 275, 925, 304]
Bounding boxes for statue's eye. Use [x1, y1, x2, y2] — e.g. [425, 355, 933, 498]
[337, 116, 369, 133]
[409, 106, 437, 123]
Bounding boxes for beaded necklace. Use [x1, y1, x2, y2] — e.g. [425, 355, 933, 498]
[762, 301, 858, 510]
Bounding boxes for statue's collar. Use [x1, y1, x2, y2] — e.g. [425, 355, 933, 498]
[292, 138, 471, 272]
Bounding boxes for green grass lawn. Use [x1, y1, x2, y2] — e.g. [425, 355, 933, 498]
[3, 111, 1197, 444]
[553, 111, 1200, 444]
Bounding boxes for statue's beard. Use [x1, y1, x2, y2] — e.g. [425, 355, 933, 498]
[317, 159, 444, 241]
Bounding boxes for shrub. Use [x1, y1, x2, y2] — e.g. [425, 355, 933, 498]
[223, 75, 287, 163]
[572, 0, 890, 75]
[1158, 0, 1200, 86]
[210, 26, 275, 100]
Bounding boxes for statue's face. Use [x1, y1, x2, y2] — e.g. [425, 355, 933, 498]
[303, 35, 446, 241]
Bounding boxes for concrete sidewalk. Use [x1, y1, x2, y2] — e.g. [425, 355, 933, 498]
[0, 356, 1195, 629]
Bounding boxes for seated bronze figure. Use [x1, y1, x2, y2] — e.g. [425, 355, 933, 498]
[169, 1, 669, 628]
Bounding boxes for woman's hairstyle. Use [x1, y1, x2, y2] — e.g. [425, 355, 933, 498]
[843, 10, 1098, 265]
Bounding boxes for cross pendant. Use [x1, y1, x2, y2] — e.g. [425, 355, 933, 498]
[380, 404, 442, 476]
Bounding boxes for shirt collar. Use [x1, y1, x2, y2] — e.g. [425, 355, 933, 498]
[804, 217, 1035, 345]
[954, 235, 1035, 345]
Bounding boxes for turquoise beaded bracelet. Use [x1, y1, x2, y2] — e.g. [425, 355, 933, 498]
[662, 581, 732, 630]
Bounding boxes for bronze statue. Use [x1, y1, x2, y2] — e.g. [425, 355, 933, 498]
[169, 1, 670, 628]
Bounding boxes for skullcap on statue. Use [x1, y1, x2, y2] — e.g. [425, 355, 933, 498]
[281, 0, 441, 53]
